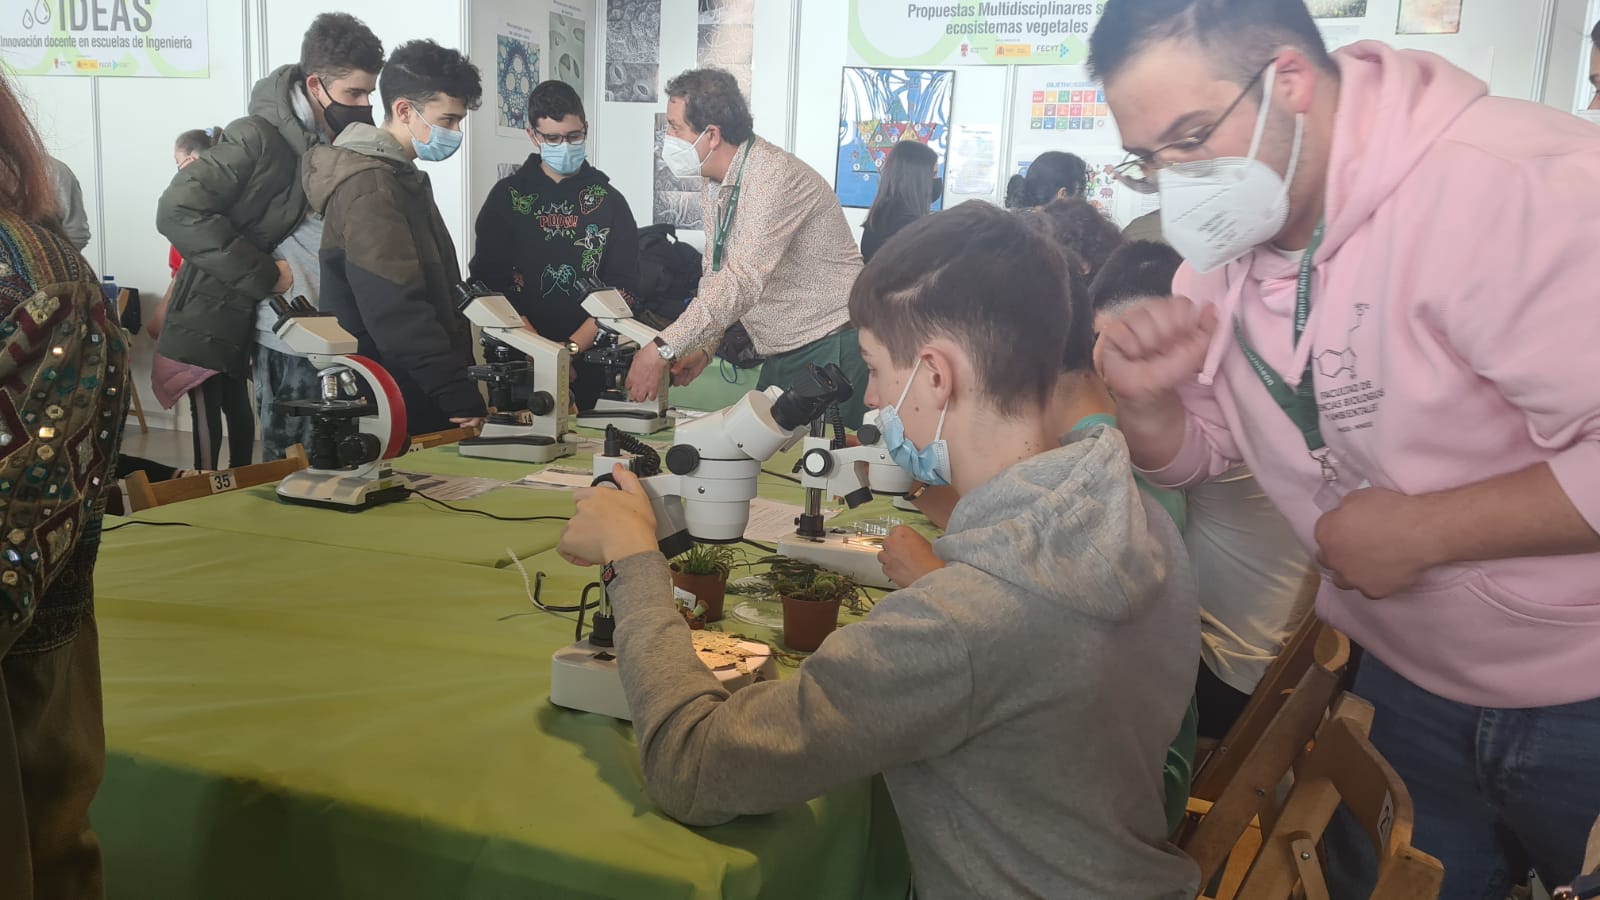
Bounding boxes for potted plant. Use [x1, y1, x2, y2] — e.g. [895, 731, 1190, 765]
[670, 543, 737, 623]
[761, 557, 863, 652]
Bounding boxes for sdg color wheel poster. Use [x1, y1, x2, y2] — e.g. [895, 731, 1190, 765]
[835, 67, 953, 210]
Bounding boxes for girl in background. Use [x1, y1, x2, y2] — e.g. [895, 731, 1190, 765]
[860, 139, 938, 263]
[1003, 150, 1087, 210]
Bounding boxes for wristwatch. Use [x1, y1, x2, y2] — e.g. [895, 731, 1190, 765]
[652, 336, 677, 361]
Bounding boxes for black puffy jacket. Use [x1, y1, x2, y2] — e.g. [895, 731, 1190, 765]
[155, 65, 320, 376]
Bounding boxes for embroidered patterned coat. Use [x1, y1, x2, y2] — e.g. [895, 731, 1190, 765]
[0, 212, 127, 653]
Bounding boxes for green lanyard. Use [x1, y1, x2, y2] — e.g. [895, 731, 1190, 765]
[711, 141, 754, 273]
[1233, 222, 1327, 455]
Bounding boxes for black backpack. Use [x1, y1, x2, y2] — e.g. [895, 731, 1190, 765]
[634, 224, 765, 370]
[634, 224, 701, 323]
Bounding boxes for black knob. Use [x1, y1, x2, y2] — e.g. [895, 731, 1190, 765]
[528, 391, 554, 416]
[857, 423, 881, 445]
[337, 432, 381, 468]
[665, 444, 701, 475]
[802, 448, 833, 477]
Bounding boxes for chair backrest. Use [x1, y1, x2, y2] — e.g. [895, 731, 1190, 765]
[1180, 618, 1351, 888]
[123, 445, 309, 511]
[1232, 694, 1444, 900]
[408, 425, 479, 451]
[1192, 566, 1328, 799]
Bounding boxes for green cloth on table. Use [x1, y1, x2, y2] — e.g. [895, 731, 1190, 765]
[91, 527, 908, 899]
[122, 445, 899, 569]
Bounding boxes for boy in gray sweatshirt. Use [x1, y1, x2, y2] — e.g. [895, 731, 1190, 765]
[557, 202, 1200, 899]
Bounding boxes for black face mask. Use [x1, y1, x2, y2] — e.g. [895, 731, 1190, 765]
[930, 176, 943, 204]
[312, 80, 374, 136]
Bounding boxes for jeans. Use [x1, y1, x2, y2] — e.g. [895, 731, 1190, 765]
[0, 614, 105, 900]
[1326, 653, 1600, 898]
[254, 346, 322, 462]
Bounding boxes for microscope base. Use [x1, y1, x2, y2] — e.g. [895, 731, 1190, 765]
[776, 532, 898, 591]
[549, 633, 777, 720]
[458, 433, 575, 465]
[575, 402, 671, 435]
[276, 468, 409, 512]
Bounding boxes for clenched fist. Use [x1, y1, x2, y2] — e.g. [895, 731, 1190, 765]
[1096, 295, 1218, 407]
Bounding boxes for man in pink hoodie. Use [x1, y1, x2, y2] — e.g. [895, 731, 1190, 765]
[1087, 0, 1600, 895]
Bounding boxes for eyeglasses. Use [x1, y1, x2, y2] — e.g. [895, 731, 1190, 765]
[535, 129, 587, 145]
[1113, 58, 1277, 195]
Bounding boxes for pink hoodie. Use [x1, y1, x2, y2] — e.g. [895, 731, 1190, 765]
[1144, 42, 1600, 710]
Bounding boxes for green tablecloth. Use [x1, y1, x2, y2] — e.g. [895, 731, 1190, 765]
[94, 442, 914, 899]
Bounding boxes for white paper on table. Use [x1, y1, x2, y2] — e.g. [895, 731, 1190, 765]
[515, 466, 598, 491]
[742, 497, 839, 543]
[394, 471, 508, 501]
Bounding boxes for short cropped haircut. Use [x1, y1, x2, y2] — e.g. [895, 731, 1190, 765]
[664, 68, 754, 145]
[849, 202, 1070, 415]
[1089, 0, 1336, 86]
[380, 40, 483, 121]
[300, 12, 384, 83]
[1592, 17, 1599, 44]
[528, 80, 586, 129]
[1089, 241, 1184, 318]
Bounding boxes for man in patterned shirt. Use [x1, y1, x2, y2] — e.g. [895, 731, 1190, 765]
[625, 68, 869, 427]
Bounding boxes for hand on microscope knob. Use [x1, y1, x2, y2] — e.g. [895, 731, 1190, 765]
[559, 464, 659, 568]
[877, 525, 945, 589]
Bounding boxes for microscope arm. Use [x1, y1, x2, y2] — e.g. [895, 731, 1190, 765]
[581, 287, 663, 349]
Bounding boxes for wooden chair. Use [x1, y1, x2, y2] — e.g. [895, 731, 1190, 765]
[1191, 566, 1326, 783]
[407, 425, 480, 451]
[1179, 589, 1352, 893]
[116, 288, 149, 434]
[1227, 694, 1445, 900]
[123, 444, 309, 512]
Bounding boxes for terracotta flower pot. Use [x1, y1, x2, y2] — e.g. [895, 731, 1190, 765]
[670, 568, 727, 623]
[781, 596, 841, 652]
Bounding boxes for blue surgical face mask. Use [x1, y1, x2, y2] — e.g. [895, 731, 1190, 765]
[877, 358, 951, 486]
[541, 141, 586, 176]
[405, 106, 463, 162]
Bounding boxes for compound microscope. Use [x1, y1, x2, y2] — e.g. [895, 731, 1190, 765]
[453, 282, 579, 465]
[269, 297, 410, 511]
[573, 286, 672, 435]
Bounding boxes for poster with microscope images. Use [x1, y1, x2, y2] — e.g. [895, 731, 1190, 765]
[549, 2, 586, 98]
[496, 22, 540, 139]
[605, 0, 661, 102]
[697, 0, 755, 100]
[654, 112, 704, 230]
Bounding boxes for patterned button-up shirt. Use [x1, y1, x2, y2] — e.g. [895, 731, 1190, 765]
[662, 137, 862, 357]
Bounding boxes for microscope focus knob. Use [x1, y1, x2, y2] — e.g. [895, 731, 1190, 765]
[857, 423, 881, 445]
[801, 448, 834, 478]
[528, 391, 555, 416]
[665, 444, 701, 475]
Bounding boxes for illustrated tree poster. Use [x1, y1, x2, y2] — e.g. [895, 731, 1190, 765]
[835, 67, 954, 210]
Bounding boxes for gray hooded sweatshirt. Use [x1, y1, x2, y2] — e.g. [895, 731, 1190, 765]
[606, 426, 1201, 899]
